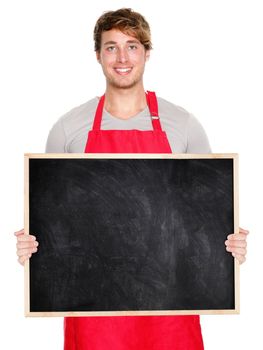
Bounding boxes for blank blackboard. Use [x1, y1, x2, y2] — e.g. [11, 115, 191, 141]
[24, 153, 239, 316]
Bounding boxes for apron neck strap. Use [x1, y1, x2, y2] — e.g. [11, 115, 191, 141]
[146, 91, 162, 131]
[92, 91, 162, 131]
[92, 94, 105, 131]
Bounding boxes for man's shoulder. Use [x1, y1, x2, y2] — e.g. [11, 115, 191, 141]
[157, 96, 192, 121]
[60, 97, 99, 124]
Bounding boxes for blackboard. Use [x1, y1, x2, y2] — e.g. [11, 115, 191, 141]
[24, 153, 239, 316]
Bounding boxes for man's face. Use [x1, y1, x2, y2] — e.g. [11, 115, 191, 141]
[96, 29, 150, 90]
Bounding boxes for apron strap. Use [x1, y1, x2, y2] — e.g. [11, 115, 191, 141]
[146, 91, 162, 131]
[92, 94, 105, 131]
[92, 91, 163, 131]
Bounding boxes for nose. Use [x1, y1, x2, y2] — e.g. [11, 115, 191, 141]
[117, 47, 129, 63]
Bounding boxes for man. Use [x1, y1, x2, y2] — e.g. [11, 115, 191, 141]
[15, 8, 248, 350]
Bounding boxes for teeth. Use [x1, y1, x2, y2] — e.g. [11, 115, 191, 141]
[115, 68, 131, 73]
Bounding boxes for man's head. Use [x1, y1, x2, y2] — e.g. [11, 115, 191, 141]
[94, 8, 152, 90]
[93, 8, 152, 53]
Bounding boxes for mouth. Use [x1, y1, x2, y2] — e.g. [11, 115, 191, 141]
[114, 67, 133, 75]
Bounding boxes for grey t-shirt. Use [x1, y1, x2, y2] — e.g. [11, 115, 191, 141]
[45, 96, 211, 153]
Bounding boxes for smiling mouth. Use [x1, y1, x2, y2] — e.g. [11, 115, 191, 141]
[114, 67, 133, 75]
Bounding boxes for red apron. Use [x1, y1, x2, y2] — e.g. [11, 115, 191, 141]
[64, 91, 204, 350]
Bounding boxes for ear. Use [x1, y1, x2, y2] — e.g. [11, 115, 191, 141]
[145, 50, 150, 61]
[96, 51, 101, 64]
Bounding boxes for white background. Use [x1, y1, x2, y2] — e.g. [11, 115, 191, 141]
[1, 0, 262, 348]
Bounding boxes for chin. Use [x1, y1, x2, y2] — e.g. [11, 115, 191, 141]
[108, 79, 141, 90]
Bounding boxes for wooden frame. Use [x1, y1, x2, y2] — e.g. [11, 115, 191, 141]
[24, 153, 239, 317]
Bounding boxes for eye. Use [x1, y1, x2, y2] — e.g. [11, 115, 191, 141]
[106, 46, 116, 52]
[128, 45, 137, 50]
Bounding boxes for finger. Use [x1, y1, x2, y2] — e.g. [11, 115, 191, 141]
[239, 227, 249, 235]
[232, 253, 246, 265]
[16, 235, 36, 242]
[16, 247, 38, 257]
[16, 241, 38, 249]
[18, 254, 32, 266]
[227, 228, 249, 240]
[14, 229, 25, 236]
[225, 240, 247, 248]
[227, 233, 248, 241]
[226, 246, 247, 255]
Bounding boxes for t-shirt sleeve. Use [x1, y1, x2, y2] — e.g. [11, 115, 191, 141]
[45, 119, 66, 153]
[186, 114, 211, 153]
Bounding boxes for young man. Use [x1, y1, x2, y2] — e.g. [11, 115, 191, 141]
[15, 8, 248, 350]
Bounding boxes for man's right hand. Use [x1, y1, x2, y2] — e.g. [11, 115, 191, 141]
[14, 229, 39, 265]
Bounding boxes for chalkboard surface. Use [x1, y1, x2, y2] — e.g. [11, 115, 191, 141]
[25, 154, 239, 316]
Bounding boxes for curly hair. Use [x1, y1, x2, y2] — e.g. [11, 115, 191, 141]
[94, 8, 152, 52]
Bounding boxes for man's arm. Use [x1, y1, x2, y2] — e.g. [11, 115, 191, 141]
[185, 114, 248, 264]
[45, 118, 67, 153]
[186, 114, 211, 153]
[15, 118, 67, 265]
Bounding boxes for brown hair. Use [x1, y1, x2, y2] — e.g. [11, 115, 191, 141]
[94, 8, 152, 52]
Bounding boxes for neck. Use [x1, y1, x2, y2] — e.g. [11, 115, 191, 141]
[104, 85, 147, 120]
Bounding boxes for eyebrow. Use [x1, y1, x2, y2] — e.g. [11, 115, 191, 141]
[103, 40, 140, 46]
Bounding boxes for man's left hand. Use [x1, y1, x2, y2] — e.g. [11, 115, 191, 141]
[225, 227, 249, 264]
